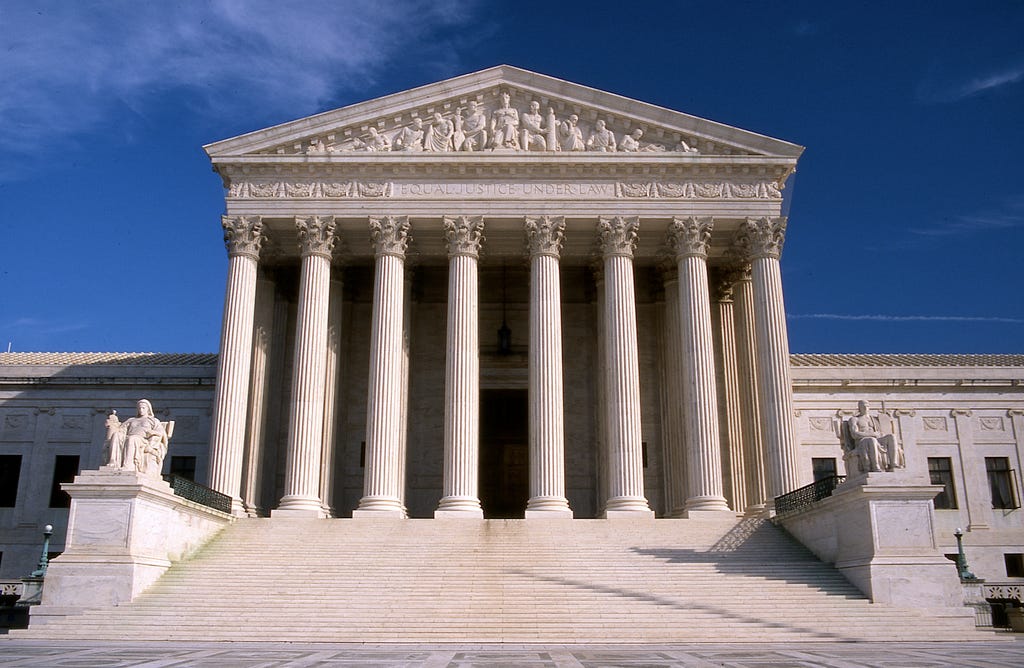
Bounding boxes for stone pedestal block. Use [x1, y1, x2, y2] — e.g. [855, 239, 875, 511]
[780, 471, 968, 612]
[31, 469, 231, 622]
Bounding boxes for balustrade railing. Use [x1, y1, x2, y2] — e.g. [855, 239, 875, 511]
[162, 474, 232, 514]
[774, 475, 846, 517]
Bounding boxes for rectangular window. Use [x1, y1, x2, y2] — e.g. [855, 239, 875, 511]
[169, 456, 196, 481]
[812, 458, 837, 482]
[987, 457, 1019, 510]
[0, 455, 22, 507]
[48, 455, 80, 508]
[928, 457, 958, 510]
[1006, 553, 1024, 578]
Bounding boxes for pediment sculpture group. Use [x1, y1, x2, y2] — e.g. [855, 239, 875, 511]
[308, 91, 700, 155]
[104, 399, 174, 478]
[835, 400, 906, 476]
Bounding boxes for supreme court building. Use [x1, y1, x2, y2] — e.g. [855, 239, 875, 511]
[2, 66, 1023, 589]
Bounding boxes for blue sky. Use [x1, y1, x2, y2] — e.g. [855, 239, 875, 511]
[1, 1, 1022, 354]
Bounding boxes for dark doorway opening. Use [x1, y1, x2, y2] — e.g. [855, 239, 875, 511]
[480, 389, 528, 518]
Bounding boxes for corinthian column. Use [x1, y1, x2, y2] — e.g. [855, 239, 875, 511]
[598, 216, 653, 517]
[355, 216, 410, 517]
[208, 215, 262, 516]
[436, 216, 485, 517]
[736, 217, 800, 504]
[668, 217, 731, 515]
[731, 264, 767, 515]
[711, 270, 746, 513]
[319, 276, 344, 517]
[525, 216, 572, 518]
[658, 263, 688, 517]
[275, 216, 336, 517]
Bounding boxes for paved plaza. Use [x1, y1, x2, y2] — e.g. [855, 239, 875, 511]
[1, 639, 1023, 667]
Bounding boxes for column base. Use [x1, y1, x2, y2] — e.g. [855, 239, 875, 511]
[682, 509, 740, 519]
[352, 509, 406, 518]
[354, 495, 404, 516]
[684, 495, 732, 513]
[525, 495, 573, 517]
[435, 495, 482, 518]
[525, 508, 574, 519]
[272, 495, 328, 518]
[604, 509, 656, 519]
[604, 495, 652, 515]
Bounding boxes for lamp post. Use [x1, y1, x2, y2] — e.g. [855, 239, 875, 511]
[954, 527, 977, 581]
[30, 524, 53, 578]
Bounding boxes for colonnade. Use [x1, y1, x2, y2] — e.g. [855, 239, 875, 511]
[208, 213, 799, 518]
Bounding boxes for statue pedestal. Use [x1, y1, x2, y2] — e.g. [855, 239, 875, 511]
[781, 472, 967, 612]
[30, 469, 231, 624]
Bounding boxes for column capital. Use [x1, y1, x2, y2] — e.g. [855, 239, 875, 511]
[710, 268, 736, 303]
[667, 216, 713, 259]
[656, 256, 679, 283]
[736, 216, 787, 260]
[369, 215, 410, 258]
[598, 216, 638, 257]
[444, 215, 485, 257]
[525, 215, 565, 258]
[296, 216, 336, 259]
[222, 215, 263, 259]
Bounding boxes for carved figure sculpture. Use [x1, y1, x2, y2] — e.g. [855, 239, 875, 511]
[394, 118, 424, 151]
[490, 91, 520, 149]
[586, 119, 616, 152]
[836, 400, 905, 475]
[521, 101, 547, 151]
[425, 112, 454, 152]
[459, 101, 488, 151]
[620, 128, 643, 152]
[675, 137, 699, 153]
[105, 399, 174, 477]
[558, 114, 584, 152]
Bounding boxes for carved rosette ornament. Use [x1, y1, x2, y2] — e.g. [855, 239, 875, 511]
[525, 216, 565, 258]
[667, 216, 713, 259]
[444, 216, 485, 258]
[369, 216, 411, 258]
[737, 216, 787, 260]
[597, 216, 639, 258]
[222, 216, 263, 259]
[295, 216, 337, 259]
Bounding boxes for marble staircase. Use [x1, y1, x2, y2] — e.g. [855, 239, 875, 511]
[14, 517, 990, 642]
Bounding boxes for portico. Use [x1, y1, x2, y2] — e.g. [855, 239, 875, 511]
[202, 65, 804, 519]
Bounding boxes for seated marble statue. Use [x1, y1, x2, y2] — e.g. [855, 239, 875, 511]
[836, 400, 904, 475]
[105, 399, 174, 477]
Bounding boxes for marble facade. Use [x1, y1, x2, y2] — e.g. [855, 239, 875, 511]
[1, 68, 1023, 590]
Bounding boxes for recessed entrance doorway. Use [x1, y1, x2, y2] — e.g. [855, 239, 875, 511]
[480, 389, 528, 518]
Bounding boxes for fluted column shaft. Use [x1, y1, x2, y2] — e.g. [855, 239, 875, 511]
[275, 216, 336, 517]
[659, 268, 688, 517]
[436, 216, 484, 517]
[319, 277, 344, 517]
[525, 216, 572, 517]
[356, 217, 409, 517]
[669, 217, 731, 514]
[240, 275, 275, 516]
[733, 268, 767, 514]
[397, 270, 414, 509]
[712, 272, 746, 512]
[598, 216, 653, 517]
[739, 217, 800, 503]
[208, 215, 262, 516]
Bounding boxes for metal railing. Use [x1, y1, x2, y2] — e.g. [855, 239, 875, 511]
[162, 474, 232, 514]
[774, 475, 846, 517]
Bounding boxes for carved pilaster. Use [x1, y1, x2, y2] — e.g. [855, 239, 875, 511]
[222, 216, 263, 259]
[736, 216, 787, 260]
[444, 215, 485, 257]
[667, 216, 713, 259]
[598, 216, 639, 257]
[369, 216, 410, 258]
[525, 216, 565, 258]
[296, 216, 336, 258]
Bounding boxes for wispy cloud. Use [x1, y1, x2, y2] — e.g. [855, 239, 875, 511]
[918, 61, 1024, 103]
[789, 313, 1024, 324]
[0, 1, 477, 156]
[910, 197, 1024, 237]
[2, 317, 91, 336]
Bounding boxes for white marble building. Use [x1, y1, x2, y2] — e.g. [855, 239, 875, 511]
[1, 67, 1022, 589]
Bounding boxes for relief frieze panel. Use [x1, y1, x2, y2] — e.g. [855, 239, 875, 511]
[228, 178, 782, 201]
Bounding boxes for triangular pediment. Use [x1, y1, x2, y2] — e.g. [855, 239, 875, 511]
[204, 65, 802, 160]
